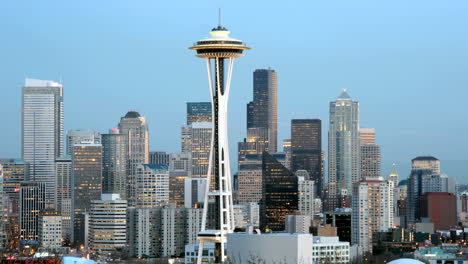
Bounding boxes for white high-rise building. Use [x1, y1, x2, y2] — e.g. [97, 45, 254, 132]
[127, 207, 161, 258]
[328, 89, 360, 210]
[22, 78, 64, 205]
[134, 164, 169, 209]
[89, 194, 127, 251]
[297, 170, 315, 217]
[38, 210, 62, 249]
[352, 177, 393, 253]
[186, 208, 203, 245]
[161, 204, 186, 257]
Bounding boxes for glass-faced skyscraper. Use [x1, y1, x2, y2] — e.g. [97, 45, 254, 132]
[291, 119, 322, 197]
[260, 152, 298, 232]
[328, 89, 360, 210]
[187, 102, 212, 125]
[246, 69, 278, 153]
[22, 78, 64, 206]
[102, 129, 128, 198]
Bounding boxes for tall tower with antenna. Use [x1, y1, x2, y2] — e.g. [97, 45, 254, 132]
[189, 16, 250, 263]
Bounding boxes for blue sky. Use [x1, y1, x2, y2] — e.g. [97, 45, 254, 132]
[1, 1, 467, 181]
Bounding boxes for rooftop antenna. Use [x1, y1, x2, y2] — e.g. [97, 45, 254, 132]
[218, 8, 221, 27]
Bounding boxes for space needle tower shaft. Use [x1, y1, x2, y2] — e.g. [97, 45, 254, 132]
[189, 20, 250, 263]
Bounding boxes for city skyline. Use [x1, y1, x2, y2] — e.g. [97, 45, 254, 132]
[1, 1, 467, 182]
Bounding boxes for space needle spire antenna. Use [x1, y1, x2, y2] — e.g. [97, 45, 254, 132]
[189, 15, 250, 264]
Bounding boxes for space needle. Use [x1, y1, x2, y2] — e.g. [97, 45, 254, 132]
[189, 17, 250, 263]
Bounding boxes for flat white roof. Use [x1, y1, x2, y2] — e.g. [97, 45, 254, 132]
[25, 78, 62, 87]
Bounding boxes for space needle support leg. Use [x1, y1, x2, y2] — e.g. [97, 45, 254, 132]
[197, 58, 215, 264]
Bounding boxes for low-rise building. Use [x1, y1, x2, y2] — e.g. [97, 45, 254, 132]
[227, 233, 313, 264]
[312, 236, 350, 264]
[185, 243, 215, 264]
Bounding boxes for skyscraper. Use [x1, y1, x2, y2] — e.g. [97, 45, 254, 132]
[102, 129, 128, 198]
[118, 111, 149, 206]
[55, 155, 72, 243]
[189, 22, 249, 263]
[246, 69, 278, 153]
[134, 164, 169, 209]
[291, 119, 322, 197]
[328, 89, 360, 210]
[72, 143, 102, 245]
[411, 156, 440, 174]
[237, 154, 262, 204]
[351, 177, 393, 253]
[149, 151, 170, 166]
[187, 102, 212, 125]
[181, 122, 212, 178]
[22, 78, 64, 205]
[169, 153, 192, 206]
[359, 128, 381, 179]
[260, 152, 298, 232]
[406, 164, 456, 226]
[19, 181, 46, 242]
[66, 130, 101, 155]
[89, 194, 127, 251]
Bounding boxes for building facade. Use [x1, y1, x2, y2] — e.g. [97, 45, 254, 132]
[352, 177, 393, 253]
[66, 130, 101, 156]
[134, 164, 169, 208]
[149, 151, 170, 166]
[187, 102, 212, 125]
[328, 89, 360, 210]
[38, 210, 62, 249]
[102, 129, 128, 198]
[72, 143, 102, 245]
[237, 154, 262, 204]
[55, 155, 72, 243]
[260, 152, 298, 231]
[168, 153, 192, 206]
[22, 78, 64, 206]
[246, 69, 278, 153]
[89, 194, 127, 251]
[19, 181, 46, 242]
[291, 119, 322, 198]
[181, 122, 212, 178]
[118, 111, 149, 206]
[359, 128, 381, 179]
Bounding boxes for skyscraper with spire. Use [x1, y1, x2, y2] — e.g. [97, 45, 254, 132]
[328, 89, 360, 210]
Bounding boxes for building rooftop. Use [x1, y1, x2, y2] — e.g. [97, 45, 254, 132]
[412, 156, 439, 161]
[337, 88, 352, 100]
[124, 111, 141, 118]
[25, 78, 62, 87]
[144, 163, 169, 171]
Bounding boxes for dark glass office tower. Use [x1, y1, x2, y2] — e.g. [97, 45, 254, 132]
[291, 119, 322, 197]
[260, 152, 298, 232]
[72, 143, 102, 246]
[102, 129, 128, 198]
[246, 69, 278, 153]
[187, 102, 212, 125]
